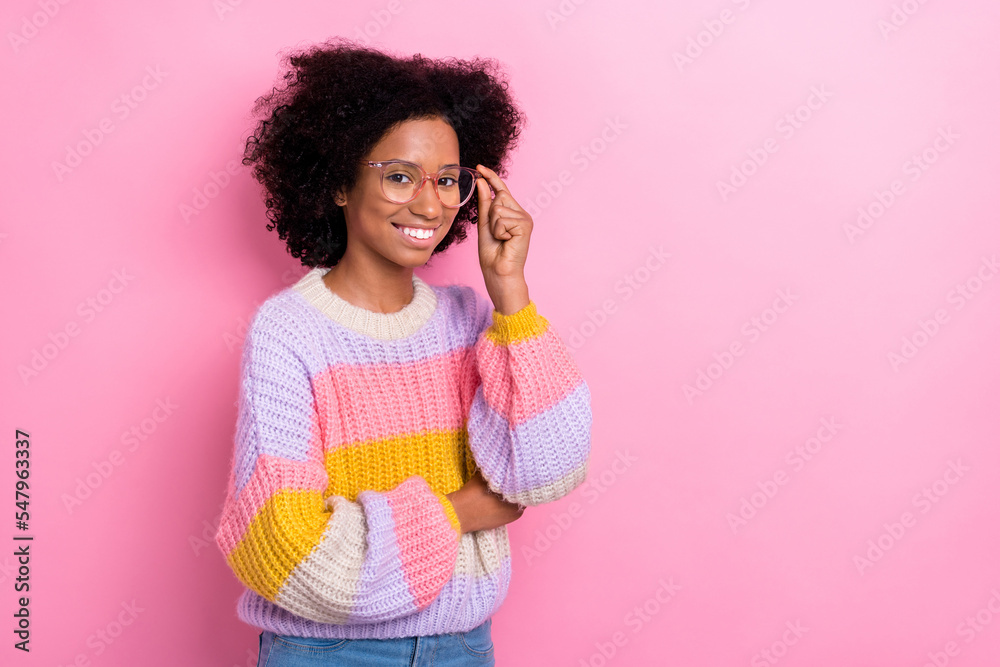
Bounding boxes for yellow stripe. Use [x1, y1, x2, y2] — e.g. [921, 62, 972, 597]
[325, 429, 471, 501]
[434, 491, 464, 536]
[227, 489, 329, 600]
[485, 301, 549, 346]
[464, 438, 477, 483]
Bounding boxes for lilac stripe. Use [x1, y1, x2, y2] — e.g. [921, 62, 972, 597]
[409, 551, 512, 629]
[235, 552, 512, 638]
[349, 489, 416, 622]
[233, 332, 319, 493]
[257, 284, 486, 375]
[468, 381, 592, 496]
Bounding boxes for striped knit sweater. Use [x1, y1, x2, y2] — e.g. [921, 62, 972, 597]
[215, 266, 592, 639]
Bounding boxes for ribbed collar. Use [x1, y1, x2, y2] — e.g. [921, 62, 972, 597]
[291, 266, 438, 340]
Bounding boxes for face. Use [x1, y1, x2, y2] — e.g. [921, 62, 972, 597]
[335, 116, 462, 270]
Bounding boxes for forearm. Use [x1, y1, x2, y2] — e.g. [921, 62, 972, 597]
[469, 298, 593, 506]
[446, 487, 479, 534]
[485, 274, 530, 316]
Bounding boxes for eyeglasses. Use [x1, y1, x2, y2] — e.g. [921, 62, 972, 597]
[364, 160, 480, 209]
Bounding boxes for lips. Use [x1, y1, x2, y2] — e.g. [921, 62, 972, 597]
[393, 223, 437, 238]
[392, 223, 437, 231]
[392, 222, 438, 246]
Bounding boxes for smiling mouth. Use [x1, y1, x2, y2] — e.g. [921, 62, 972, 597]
[392, 223, 437, 240]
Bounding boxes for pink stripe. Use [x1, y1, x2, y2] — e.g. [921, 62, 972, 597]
[475, 329, 584, 424]
[384, 479, 458, 610]
[314, 348, 477, 450]
[216, 454, 329, 556]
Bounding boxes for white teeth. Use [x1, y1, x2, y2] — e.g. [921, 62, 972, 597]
[400, 226, 433, 239]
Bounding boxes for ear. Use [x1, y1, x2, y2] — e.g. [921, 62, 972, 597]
[333, 188, 347, 206]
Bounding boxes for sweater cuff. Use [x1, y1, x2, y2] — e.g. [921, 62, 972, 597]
[486, 300, 548, 345]
[383, 477, 461, 607]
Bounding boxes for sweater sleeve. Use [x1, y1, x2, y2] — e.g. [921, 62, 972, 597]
[215, 315, 462, 625]
[466, 292, 593, 507]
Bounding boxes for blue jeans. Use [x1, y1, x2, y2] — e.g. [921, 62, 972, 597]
[255, 618, 494, 666]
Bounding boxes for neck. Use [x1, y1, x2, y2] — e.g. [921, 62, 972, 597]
[322, 256, 416, 314]
[294, 267, 437, 341]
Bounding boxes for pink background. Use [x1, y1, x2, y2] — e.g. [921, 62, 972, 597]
[3, 1, 1000, 665]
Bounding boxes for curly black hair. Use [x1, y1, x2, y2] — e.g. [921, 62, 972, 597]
[242, 37, 526, 268]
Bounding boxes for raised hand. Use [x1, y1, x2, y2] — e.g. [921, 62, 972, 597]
[475, 164, 532, 316]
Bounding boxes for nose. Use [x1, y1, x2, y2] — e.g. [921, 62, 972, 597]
[409, 176, 443, 218]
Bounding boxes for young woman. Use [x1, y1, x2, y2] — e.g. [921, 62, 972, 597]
[215, 38, 593, 666]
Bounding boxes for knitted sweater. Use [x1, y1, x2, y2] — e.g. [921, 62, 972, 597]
[215, 266, 592, 639]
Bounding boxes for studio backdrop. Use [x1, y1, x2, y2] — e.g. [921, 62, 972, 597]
[3, 1, 999, 665]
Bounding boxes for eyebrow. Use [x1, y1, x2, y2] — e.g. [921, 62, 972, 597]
[379, 159, 462, 169]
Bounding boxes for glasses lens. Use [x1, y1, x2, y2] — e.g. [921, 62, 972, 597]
[382, 163, 423, 204]
[379, 163, 476, 207]
[437, 167, 476, 208]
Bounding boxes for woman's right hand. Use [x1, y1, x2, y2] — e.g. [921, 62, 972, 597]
[446, 469, 525, 535]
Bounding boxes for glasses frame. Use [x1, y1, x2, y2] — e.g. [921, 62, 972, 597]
[364, 160, 480, 209]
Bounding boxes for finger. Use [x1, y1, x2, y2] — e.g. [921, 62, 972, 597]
[476, 164, 510, 197]
[498, 195, 524, 214]
[490, 206, 527, 238]
[491, 218, 516, 241]
[476, 178, 492, 229]
[489, 204, 524, 220]
[477, 165, 525, 213]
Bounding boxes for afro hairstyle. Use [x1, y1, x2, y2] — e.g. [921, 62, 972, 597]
[242, 37, 526, 268]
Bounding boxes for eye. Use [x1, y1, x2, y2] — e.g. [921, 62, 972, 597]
[437, 176, 458, 187]
[386, 172, 414, 184]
